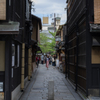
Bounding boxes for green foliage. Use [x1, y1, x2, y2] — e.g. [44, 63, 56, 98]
[37, 51, 41, 53]
[38, 31, 56, 54]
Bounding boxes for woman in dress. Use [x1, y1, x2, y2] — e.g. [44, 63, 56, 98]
[46, 55, 49, 69]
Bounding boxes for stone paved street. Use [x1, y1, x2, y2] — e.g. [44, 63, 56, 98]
[19, 64, 82, 100]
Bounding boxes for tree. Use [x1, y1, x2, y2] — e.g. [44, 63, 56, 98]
[38, 31, 56, 54]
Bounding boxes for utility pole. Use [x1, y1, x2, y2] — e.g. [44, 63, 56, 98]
[51, 13, 60, 32]
[54, 13, 56, 32]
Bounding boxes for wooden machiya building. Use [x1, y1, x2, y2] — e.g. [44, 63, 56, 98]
[55, 24, 67, 73]
[66, 0, 100, 97]
[31, 15, 42, 73]
[0, 0, 42, 100]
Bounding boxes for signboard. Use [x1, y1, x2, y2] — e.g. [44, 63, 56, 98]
[0, 0, 6, 20]
[0, 83, 3, 92]
[43, 17, 49, 24]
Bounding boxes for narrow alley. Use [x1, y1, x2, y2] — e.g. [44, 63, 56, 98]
[19, 64, 82, 100]
[1, 0, 100, 100]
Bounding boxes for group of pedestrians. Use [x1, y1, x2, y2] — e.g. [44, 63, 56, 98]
[36, 54, 56, 69]
[45, 55, 56, 69]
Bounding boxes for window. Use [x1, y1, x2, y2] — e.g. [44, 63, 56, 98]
[12, 44, 20, 67]
[12, 44, 15, 67]
[17, 45, 20, 67]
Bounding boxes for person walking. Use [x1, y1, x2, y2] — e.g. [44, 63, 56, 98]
[44, 56, 47, 64]
[46, 55, 49, 70]
[52, 55, 55, 69]
[41, 54, 44, 64]
[36, 56, 38, 68]
[49, 55, 52, 65]
[54, 56, 56, 67]
[39, 56, 41, 63]
[37, 56, 40, 65]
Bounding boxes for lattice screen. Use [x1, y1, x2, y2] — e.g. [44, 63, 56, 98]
[0, 0, 6, 20]
[94, 0, 100, 24]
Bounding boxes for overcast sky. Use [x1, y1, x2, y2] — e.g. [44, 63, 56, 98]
[31, 0, 67, 25]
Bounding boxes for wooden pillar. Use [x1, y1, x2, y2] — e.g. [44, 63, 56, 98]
[30, 50, 33, 78]
[28, 48, 31, 81]
[5, 37, 12, 100]
[21, 43, 25, 91]
[30, 48, 32, 78]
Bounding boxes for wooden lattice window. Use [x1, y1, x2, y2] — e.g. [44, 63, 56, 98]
[94, 0, 100, 24]
[0, 0, 6, 20]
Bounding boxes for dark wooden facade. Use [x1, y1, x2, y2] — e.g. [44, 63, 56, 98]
[0, 0, 33, 100]
[55, 24, 67, 72]
[66, 0, 100, 96]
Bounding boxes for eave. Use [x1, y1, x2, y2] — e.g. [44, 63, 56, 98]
[0, 22, 19, 34]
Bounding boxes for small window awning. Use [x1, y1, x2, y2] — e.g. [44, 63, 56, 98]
[32, 44, 42, 52]
[0, 22, 19, 34]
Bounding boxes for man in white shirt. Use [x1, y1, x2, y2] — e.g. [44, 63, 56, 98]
[41, 54, 44, 64]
